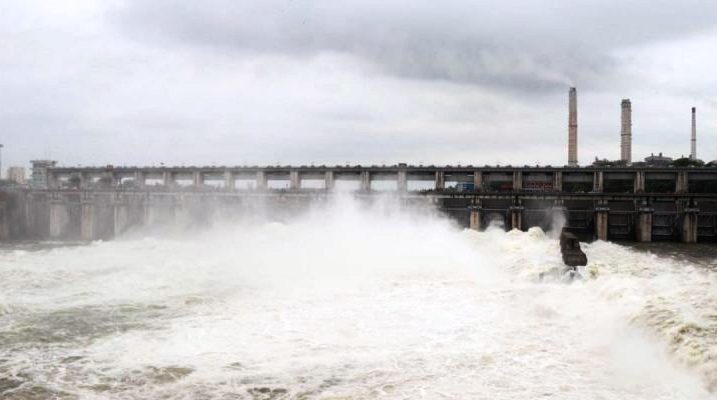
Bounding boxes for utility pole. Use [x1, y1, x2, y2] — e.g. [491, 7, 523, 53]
[0, 144, 4, 180]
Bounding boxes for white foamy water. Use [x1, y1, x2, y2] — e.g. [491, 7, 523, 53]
[1, 196, 716, 399]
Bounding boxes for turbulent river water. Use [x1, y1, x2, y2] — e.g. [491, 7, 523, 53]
[1, 196, 716, 399]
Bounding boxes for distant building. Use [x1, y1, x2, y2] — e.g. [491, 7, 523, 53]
[30, 160, 57, 189]
[644, 153, 673, 167]
[7, 167, 25, 184]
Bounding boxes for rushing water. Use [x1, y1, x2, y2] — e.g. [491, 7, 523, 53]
[1, 196, 716, 399]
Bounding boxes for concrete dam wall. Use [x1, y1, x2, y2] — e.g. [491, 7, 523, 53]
[1, 189, 716, 243]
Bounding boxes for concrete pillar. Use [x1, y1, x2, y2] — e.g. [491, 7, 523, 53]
[682, 204, 699, 243]
[434, 171, 445, 191]
[289, 170, 300, 190]
[163, 171, 174, 187]
[49, 200, 69, 239]
[113, 201, 129, 237]
[325, 171, 335, 191]
[509, 204, 524, 231]
[512, 171, 522, 191]
[593, 171, 603, 193]
[595, 202, 609, 241]
[553, 171, 563, 192]
[397, 170, 408, 193]
[144, 199, 157, 226]
[635, 205, 653, 242]
[77, 172, 87, 190]
[224, 171, 235, 190]
[469, 205, 482, 231]
[634, 171, 645, 193]
[676, 171, 688, 193]
[256, 171, 268, 190]
[473, 171, 482, 191]
[360, 171, 371, 191]
[47, 172, 58, 190]
[134, 171, 145, 188]
[80, 201, 95, 240]
[193, 171, 204, 187]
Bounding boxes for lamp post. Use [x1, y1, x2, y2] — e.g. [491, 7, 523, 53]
[0, 144, 4, 180]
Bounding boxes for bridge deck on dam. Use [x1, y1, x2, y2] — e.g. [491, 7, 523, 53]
[2, 164, 717, 243]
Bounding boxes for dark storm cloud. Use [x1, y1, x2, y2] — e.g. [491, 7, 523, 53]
[113, 0, 717, 92]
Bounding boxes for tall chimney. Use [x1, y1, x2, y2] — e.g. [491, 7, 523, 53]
[690, 107, 696, 159]
[620, 99, 632, 163]
[568, 87, 578, 166]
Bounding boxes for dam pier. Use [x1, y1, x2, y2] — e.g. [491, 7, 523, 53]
[1, 164, 717, 243]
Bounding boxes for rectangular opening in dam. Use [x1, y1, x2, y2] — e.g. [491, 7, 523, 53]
[369, 172, 399, 191]
[407, 180, 434, 192]
[444, 173, 472, 192]
[267, 179, 290, 190]
[483, 172, 513, 192]
[645, 172, 676, 193]
[202, 174, 226, 189]
[522, 199, 554, 230]
[563, 200, 594, 237]
[334, 180, 361, 191]
[480, 199, 511, 230]
[233, 173, 259, 190]
[370, 180, 398, 191]
[265, 172, 290, 190]
[522, 172, 553, 192]
[562, 172, 593, 193]
[697, 201, 717, 241]
[234, 179, 256, 190]
[300, 179, 325, 189]
[144, 178, 164, 186]
[118, 176, 136, 187]
[174, 177, 193, 188]
[407, 172, 436, 192]
[652, 201, 678, 240]
[604, 173, 634, 193]
[607, 200, 635, 239]
[688, 172, 717, 193]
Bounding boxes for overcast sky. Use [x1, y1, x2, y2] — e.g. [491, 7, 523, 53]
[1, 0, 716, 170]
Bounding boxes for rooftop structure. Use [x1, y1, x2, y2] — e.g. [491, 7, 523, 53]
[644, 152, 673, 167]
[30, 160, 57, 189]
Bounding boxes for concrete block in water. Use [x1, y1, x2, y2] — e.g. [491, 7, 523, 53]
[560, 230, 587, 267]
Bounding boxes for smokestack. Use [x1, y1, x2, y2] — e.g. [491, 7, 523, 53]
[568, 87, 578, 166]
[620, 99, 632, 163]
[690, 107, 696, 159]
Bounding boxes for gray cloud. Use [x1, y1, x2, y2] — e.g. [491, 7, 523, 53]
[113, 0, 717, 91]
[0, 1, 716, 171]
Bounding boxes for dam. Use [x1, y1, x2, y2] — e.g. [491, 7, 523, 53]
[1, 163, 717, 243]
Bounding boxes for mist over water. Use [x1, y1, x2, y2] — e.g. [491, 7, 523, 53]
[1, 195, 716, 399]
